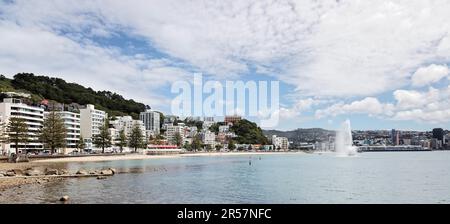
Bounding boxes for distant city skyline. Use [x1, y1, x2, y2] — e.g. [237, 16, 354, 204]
[1, 0, 450, 131]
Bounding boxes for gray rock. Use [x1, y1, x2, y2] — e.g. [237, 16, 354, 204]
[12, 169, 23, 176]
[89, 170, 98, 175]
[5, 171, 16, 177]
[109, 168, 117, 175]
[60, 196, 70, 202]
[0, 174, 4, 177]
[100, 169, 113, 175]
[76, 169, 88, 175]
[59, 169, 68, 175]
[45, 168, 58, 175]
[25, 169, 43, 176]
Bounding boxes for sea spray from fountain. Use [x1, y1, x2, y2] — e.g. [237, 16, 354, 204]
[335, 119, 358, 157]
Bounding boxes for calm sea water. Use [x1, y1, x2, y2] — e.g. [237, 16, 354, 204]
[1, 151, 450, 204]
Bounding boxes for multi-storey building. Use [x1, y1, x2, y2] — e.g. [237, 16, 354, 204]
[201, 130, 216, 148]
[111, 116, 146, 139]
[224, 115, 241, 125]
[272, 135, 289, 151]
[165, 124, 185, 144]
[140, 110, 160, 136]
[0, 98, 44, 154]
[48, 111, 81, 153]
[219, 125, 230, 133]
[80, 104, 107, 149]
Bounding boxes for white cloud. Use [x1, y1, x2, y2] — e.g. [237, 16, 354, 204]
[0, 21, 190, 108]
[315, 97, 393, 119]
[2, 0, 450, 125]
[411, 64, 449, 87]
[4, 0, 450, 98]
[316, 85, 450, 123]
[393, 88, 440, 110]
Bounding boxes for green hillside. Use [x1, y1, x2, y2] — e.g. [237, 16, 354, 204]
[0, 73, 146, 118]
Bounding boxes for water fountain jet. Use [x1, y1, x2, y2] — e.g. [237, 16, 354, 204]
[335, 119, 358, 157]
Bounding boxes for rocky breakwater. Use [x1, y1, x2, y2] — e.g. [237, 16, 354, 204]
[0, 167, 117, 191]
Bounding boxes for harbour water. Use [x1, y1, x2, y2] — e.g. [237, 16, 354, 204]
[1, 151, 450, 204]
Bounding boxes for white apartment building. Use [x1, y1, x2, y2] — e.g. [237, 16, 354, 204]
[140, 110, 160, 135]
[219, 125, 230, 133]
[272, 135, 289, 151]
[202, 121, 215, 130]
[202, 130, 216, 147]
[44, 111, 81, 154]
[80, 104, 107, 149]
[0, 98, 44, 154]
[165, 124, 185, 144]
[111, 116, 146, 138]
[188, 126, 198, 137]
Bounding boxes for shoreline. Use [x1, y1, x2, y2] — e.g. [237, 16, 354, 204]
[32, 151, 305, 163]
[0, 151, 304, 192]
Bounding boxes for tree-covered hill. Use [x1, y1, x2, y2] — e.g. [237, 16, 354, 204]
[231, 119, 269, 144]
[0, 73, 146, 118]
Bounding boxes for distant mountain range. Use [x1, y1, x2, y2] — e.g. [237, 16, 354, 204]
[263, 128, 336, 145]
[0, 73, 146, 119]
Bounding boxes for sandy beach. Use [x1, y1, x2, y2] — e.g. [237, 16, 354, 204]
[32, 151, 305, 163]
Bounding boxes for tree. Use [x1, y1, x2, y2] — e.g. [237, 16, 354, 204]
[173, 132, 183, 147]
[183, 142, 192, 151]
[39, 110, 67, 154]
[93, 120, 112, 153]
[248, 145, 253, 151]
[215, 144, 223, 151]
[128, 123, 145, 153]
[192, 134, 202, 152]
[228, 140, 236, 151]
[230, 119, 269, 144]
[115, 130, 127, 153]
[77, 136, 86, 152]
[11, 73, 146, 119]
[7, 117, 28, 154]
[205, 144, 212, 151]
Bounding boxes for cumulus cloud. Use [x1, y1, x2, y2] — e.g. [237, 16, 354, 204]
[315, 97, 394, 119]
[317, 85, 450, 123]
[393, 88, 440, 110]
[0, 8, 192, 108]
[411, 64, 449, 87]
[2, 0, 450, 125]
[3, 0, 450, 97]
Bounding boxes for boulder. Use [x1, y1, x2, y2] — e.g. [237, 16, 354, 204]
[12, 169, 23, 176]
[76, 169, 88, 175]
[5, 171, 16, 177]
[60, 196, 70, 202]
[100, 169, 113, 175]
[0, 173, 4, 177]
[108, 168, 117, 175]
[59, 169, 68, 175]
[25, 168, 43, 176]
[45, 168, 58, 175]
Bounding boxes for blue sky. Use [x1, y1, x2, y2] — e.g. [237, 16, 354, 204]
[1, 0, 450, 131]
